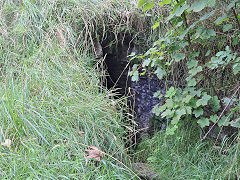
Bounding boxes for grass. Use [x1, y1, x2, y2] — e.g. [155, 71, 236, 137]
[0, 0, 139, 179]
[136, 122, 240, 179]
[0, 0, 239, 179]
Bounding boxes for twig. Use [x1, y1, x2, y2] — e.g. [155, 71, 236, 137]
[202, 84, 240, 140]
[176, 0, 192, 51]
[202, 71, 224, 110]
[232, 4, 240, 30]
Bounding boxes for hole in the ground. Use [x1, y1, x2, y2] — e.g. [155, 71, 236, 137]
[97, 34, 169, 142]
[103, 41, 135, 96]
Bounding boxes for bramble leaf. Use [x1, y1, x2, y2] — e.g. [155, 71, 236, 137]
[223, 24, 233, 32]
[193, 108, 203, 118]
[173, 53, 185, 62]
[196, 94, 211, 107]
[187, 78, 197, 87]
[197, 117, 209, 128]
[165, 87, 176, 98]
[187, 59, 198, 69]
[166, 125, 178, 135]
[155, 67, 166, 79]
[189, 0, 206, 12]
[166, 99, 174, 108]
[210, 114, 218, 122]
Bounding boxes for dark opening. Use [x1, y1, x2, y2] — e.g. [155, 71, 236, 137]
[102, 38, 136, 96]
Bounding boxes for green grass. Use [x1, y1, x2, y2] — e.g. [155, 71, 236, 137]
[0, 0, 139, 179]
[136, 122, 240, 179]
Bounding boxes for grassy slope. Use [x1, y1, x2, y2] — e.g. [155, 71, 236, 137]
[0, 1, 136, 179]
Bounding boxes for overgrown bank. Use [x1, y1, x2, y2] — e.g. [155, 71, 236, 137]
[0, 1, 139, 179]
[0, 0, 240, 179]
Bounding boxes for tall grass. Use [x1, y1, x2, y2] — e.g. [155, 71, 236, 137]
[0, 0, 139, 179]
[136, 122, 240, 179]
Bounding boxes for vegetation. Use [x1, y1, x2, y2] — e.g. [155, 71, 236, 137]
[131, 0, 240, 135]
[0, 0, 239, 179]
[0, 1, 137, 179]
[137, 122, 240, 179]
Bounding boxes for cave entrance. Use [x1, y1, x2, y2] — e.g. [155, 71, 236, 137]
[102, 39, 137, 97]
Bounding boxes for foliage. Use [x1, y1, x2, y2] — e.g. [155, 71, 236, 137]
[130, 0, 240, 134]
[0, 1, 138, 179]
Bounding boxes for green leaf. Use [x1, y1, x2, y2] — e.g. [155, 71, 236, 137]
[143, 1, 155, 11]
[233, 62, 240, 75]
[230, 118, 240, 128]
[223, 24, 233, 32]
[232, 38, 239, 46]
[189, 0, 207, 12]
[138, 0, 147, 8]
[182, 95, 192, 103]
[155, 67, 166, 79]
[143, 58, 151, 67]
[166, 125, 178, 135]
[185, 106, 192, 114]
[231, 106, 239, 113]
[187, 59, 198, 69]
[174, 4, 189, 17]
[187, 78, 197, 87]
[165, 87, 176, 98]
[159, 0, 172, 6]
[218, 116, 230, 126]
[166, 99, 174, 108]
[207, 29, 216, 37]
[153, 90, 163, 98]
[227, 0, 238, 10]
[132, 70, 139, 82]
[176, 108, 186, 117]
[159, 104, 167, 112]
[205, 50, 211, 56]
[172, 115, 181, 124]
[152, 105, 161, 116]
[215, 14, 228, 25]
[173, 53, 185, 62]
[199, 10, 215, 21]
[230, 121, 240, 128]
[197, 117, 210, 128]
[189, 66, 202, 76]
[210, 114, 218, 123]
[189, 88, 202, 97]
[162, 109, 174, 118]
[193, 108, 203, 118]
[211, 96, 221, 112]
[206, 0, 216, 7]
[196, 94, 211, 107]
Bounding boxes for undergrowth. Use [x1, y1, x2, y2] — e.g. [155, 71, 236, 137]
[1, 0, 239, 179]
[0, 0, 140, 179]
[136, 122, 240, 179]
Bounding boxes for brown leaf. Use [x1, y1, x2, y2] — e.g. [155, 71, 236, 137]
[85, 146, 103, 161]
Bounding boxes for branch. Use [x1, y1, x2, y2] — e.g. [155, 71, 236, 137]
[201, 71, 224, 111]
[176, 0, 192, 51]
[232, 4, 240, 30]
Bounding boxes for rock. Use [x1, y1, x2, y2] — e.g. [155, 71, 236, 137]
[133, 162, 159, 179]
